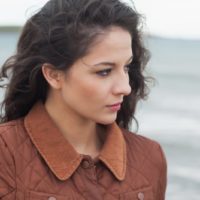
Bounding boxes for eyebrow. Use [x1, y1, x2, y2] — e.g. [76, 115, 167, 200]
[93, 55, 133, 67]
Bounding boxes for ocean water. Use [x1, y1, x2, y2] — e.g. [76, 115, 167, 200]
[135, 37, 200, 199]
[0, 32, 200, 199]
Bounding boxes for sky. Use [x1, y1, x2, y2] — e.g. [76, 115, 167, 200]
[0, 0, 200, 39]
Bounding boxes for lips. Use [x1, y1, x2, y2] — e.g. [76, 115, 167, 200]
[106, 102, 122, 112]
[107, 102, 122, 107]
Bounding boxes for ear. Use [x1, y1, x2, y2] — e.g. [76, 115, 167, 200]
[41, 63, 63, 89]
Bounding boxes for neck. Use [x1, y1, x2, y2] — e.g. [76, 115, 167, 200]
[44, 97, 106, 158]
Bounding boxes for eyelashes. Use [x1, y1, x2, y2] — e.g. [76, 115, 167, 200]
[96, 64, 131, 77]
[124, 64, 131, 72]
[96, 68, 112, 76]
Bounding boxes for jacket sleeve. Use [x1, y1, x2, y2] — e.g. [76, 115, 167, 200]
[157, 144, 167, 200]
[0, 136, 16, 199]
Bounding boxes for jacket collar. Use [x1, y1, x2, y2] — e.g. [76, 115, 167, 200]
[24, 102, 127, 181]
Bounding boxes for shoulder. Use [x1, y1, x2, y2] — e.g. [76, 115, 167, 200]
[120, 128, 167, 198]
[121, 128, 167, 177]
[121, 128, 166, 160]
[0, 118, 24, 133]
[0, 120, 25, 197]
[0, 119, 27, 152]
[121, 128, 161, 150]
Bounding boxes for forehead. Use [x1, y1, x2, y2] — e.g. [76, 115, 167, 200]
[81, 26, 133, 64]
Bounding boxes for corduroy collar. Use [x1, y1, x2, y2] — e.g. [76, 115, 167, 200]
[24, 102, 127, 181]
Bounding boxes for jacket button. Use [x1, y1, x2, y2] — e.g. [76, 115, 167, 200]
[138, 192, 144, 200]
[81, 160, 90, 168]
[48, 197, 57, 200]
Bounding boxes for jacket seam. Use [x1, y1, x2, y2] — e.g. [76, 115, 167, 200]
[157, 144, 167, 199]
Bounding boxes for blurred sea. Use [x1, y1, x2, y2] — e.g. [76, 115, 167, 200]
[136, 37, 200, 199]
[0, 32, 200, 199]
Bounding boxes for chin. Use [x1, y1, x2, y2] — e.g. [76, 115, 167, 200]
[96, 117, 117, 125]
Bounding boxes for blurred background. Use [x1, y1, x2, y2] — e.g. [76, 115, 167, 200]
[0, 0, 200, 199]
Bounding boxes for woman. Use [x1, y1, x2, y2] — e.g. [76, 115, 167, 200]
[0, 0, 167, 199]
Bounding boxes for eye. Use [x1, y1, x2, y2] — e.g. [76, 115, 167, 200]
[124, 64, 131, 73]
[96, 68, 112, 76]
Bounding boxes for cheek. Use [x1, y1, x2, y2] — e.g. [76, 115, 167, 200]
[80, 84, 97, 98]
[76, 78, 110, 100]
[81, 84, 102, 100]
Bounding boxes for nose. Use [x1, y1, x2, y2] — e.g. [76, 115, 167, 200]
[112, 71, 131, 96]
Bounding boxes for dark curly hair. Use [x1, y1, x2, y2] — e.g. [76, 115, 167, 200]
[0, 0, 151, 130]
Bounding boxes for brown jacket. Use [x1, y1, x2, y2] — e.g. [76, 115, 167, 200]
[0, 102, 167, 200]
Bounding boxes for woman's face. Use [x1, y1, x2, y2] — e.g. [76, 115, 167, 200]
[58, 26, 132, 125]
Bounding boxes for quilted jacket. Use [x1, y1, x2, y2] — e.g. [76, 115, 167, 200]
[0, 102, 167, 200]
